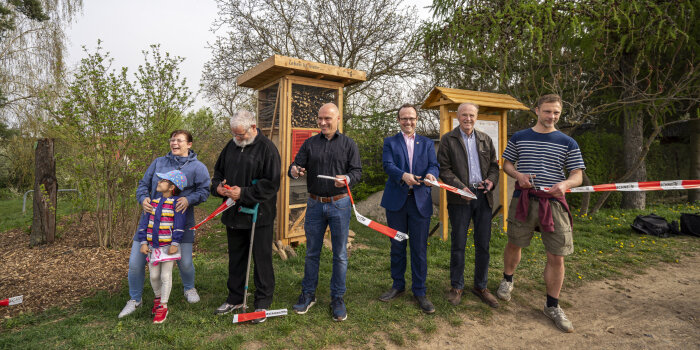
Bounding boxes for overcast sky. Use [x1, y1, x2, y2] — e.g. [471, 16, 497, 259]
[66, 0, 433, 110]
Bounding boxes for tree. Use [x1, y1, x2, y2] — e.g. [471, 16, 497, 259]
[203, 0, 426, 117]
[181, 107, 231, 170]
[134, 44, 194, 160]
[0, 0, 82, 124]
[30, 138, 56, 246]
[585, 0, 700, 210]
[50, 44, 141, 248]
[49, 42, 196, 248]
[423, 0, 700, 211]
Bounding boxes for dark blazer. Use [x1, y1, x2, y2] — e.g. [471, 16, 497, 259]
[380, 132, 440, 218]
[437, 127, 499, 208]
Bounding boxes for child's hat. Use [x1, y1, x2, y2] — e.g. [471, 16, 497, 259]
[156, 170, 187, 191]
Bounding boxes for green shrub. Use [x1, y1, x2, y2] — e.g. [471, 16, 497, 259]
[345, 107, 396, 201]
[572, 131, 689, 208]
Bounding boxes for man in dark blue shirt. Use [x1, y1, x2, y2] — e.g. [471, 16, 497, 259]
[288, 102, 362, 322]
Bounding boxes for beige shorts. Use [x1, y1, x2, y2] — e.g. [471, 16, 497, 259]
[506, 196, 574, 256]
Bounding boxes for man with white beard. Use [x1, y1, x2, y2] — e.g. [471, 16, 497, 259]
[210, 110, 281, 323]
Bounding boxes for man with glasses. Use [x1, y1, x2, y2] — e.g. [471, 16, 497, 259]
[437, 102, 500, 308]
[210, 110, 281, 323]
[289, 102, 362, 321]
[377, 103, 439, 313]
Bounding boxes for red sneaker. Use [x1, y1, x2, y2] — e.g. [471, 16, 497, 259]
[153, 305, 168, 324]
[151, 297, 161, 316]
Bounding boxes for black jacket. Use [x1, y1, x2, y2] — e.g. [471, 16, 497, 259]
[211, 130, 281, 228]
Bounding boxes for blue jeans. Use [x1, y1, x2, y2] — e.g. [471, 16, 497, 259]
[127, 240, 195, 301]
[448, 189, 492, 290]
[386, 195, 430, 296]
[301, 196, 352, 298]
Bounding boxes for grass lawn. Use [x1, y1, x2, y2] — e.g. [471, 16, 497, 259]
[0, 192, 83, 233]
[1, 201, 699, 349]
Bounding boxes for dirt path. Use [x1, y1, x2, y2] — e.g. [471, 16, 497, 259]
[395, 254, 700, 350]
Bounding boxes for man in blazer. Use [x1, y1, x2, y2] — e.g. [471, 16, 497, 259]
[437, 102, 500, 308]
[379, 103, 440, 313]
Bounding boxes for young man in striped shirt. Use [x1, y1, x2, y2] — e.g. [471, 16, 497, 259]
[497, 94, 585, 333]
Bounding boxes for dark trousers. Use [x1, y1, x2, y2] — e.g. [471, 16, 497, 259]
[386, 194, 430, 296]
[448, 189, 492, 290]
[226, 224, 274, 309]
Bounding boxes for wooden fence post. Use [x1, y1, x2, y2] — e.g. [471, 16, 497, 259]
[30, 138, 57, 246]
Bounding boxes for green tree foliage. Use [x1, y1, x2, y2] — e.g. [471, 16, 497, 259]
[136, 45, 193, 160]
[49, 45, 141, 248]
[345, 106, 398, 200]
[423, 0, 699, 122]
[0, 0, 48, 38]
[0, 0, 81, 115]
[423, 0, 700, 210]
[48, 42, 194, 248]
[181, 107, 231, 172]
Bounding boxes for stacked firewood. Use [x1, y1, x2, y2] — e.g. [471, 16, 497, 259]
[271, 240, 297, 260]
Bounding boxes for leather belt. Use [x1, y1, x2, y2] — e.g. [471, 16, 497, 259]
[309, 193, 348, 203]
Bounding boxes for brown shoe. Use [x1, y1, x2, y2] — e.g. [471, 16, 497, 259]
[447, 288, 463, 305]
[471, 287, 499, 308]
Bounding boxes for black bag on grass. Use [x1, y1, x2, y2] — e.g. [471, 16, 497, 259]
[680, 213, 700, 237]
[630, 214, 679, 238]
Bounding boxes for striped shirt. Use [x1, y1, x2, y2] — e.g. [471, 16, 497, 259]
[502, 128, 585, 188]
[137, 196, 186, 247]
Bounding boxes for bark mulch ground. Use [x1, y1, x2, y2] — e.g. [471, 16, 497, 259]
[0, 212, 131, 319]
[0, 208, 218, 319]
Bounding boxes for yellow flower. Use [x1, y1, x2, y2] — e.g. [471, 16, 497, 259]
[578, 275, 582, 279]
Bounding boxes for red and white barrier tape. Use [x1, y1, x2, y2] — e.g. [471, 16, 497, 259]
[538, 179, 700, 193]
[0, 295, 23, 306]
[232, 308, 287, 323]
[422, 178, 477, 199]
[191, 185, 236, 230]
[318, 175, 408, 241]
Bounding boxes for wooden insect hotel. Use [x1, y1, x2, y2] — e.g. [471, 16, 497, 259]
[422, 87, 530, 238]
[238, 55, 366, 245]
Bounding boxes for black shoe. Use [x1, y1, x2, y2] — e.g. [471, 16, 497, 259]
[378, 288, 405, 302]
[415, 295, 435, 314]
[292, 293, 316, 314]
[330, 297, 347, 321]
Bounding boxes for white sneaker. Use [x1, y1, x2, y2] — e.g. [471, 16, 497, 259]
[496, 278, 514, 301]
[184, 288, 200, 303]
[543, 304, 574, 333]
[118, 299, 142, 318]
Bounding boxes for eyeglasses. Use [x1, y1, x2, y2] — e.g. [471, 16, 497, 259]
[233, 131, 249, 139]
[399, 118, 417, 122]
[232, 126, 253, 138]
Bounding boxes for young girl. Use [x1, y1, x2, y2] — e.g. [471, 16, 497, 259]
[137, 170, 187, 324]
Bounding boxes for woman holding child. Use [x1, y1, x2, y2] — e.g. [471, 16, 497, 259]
[118, 130, 210, 320]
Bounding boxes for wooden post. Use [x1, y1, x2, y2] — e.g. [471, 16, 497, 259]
[30, 138, 57, 246]
[439, 105, 451, 240]
[500, 110, 509, 232]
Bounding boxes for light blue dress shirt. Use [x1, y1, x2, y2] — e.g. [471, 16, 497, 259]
[459, 128, 483, 185]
